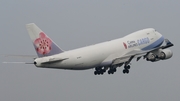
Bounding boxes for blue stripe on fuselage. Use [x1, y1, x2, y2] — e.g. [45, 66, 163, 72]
[142, 36, 164, 50]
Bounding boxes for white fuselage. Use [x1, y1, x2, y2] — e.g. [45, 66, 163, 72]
[34, 28, 164, 70]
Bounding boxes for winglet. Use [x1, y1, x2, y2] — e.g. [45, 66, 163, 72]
[165, 39, 173, 45]
[162, 39, 174, 49]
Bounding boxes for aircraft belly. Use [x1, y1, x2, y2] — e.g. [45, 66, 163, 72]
[46, 54, 103, 70]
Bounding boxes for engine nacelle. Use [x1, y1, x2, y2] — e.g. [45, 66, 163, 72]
[146, 49, 173, 62]
[158, 49, 173, 60]
[146, 52, 159, 62]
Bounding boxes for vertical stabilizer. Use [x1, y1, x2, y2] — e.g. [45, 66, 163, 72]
[26, 23, 64, 57]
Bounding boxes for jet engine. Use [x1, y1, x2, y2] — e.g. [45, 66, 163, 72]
[146, 52, 157, 62]
[158, 49, 173, 60]
[146, 49, 173, 62]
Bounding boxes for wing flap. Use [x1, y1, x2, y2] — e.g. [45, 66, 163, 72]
[112, 56, 130, 65]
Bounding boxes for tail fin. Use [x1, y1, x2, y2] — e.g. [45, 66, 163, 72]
[26, 23, 64, 57]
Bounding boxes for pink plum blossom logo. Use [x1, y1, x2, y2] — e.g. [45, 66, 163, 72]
[34, 32, 52, 55]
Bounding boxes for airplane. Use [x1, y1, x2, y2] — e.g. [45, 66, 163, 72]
[26, 23, 174, 75]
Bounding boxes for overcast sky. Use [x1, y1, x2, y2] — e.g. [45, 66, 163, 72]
[0, 0, 179, 101]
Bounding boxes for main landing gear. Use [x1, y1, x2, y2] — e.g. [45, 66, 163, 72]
[94, 67, 107, 75]
[122, 57, 133, 74]
[94, 66, 117, 75]
[107, 66, 117, 74]
[94, 63, 131, 75]
[123, 65, 130, 74]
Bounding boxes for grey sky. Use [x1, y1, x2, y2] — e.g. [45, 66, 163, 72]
[0, 0, 179, 101]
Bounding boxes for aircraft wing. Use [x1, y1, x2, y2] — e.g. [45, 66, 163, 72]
[111, 39, 174, 65]
[111, 49, 148, 65]
[34, 56, 69, 64]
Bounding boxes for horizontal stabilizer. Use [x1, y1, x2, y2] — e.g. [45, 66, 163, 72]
[41, 58, 68, 64]
[34, 56, 69, 64]
[3, 54, 36, 58]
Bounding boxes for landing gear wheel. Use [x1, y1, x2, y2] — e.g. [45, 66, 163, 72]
[123, 69, 129, 74]
[100, 71, 104, 75]
[102, 69, 106, 73]
[94, 71, 97, 75]
[108, 68, 117, 74]
[108, 70, 111, 74]
[123, 69, 126, 74]
[126, 65, 130, 69]
[126, 69, 129, 73]
[125, 65, 130, 70]
[95, 67, 101, 71]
